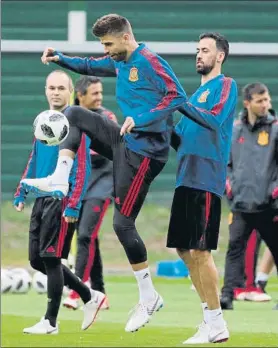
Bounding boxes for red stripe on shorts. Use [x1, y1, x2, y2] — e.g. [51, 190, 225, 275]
[120, 158, 150, 217]
[56, 198, 68, 257]
[205, 192, 211, 230]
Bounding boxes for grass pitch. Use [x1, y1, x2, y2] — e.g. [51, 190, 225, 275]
[2, 276, 278, 347]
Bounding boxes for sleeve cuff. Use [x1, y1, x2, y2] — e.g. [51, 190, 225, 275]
[13, 196, 25, 206]
[272, 187, 278, 199]
[63, 207, 80, 219]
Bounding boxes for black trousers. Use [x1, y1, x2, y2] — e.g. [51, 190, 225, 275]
[222, 210, 278, 298]
[75, 198, 110, 293]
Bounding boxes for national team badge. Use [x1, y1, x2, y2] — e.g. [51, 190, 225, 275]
[129, 67, 138, 82]
[198, 89, 210, 103]
[257, 131, 269, 146]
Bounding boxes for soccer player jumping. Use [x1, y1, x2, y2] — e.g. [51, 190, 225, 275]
[21, 14, 187, 332]
[169, 33, 238, 344]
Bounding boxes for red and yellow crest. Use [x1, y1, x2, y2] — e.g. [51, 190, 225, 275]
[129, 67, 139, 82]
[257, 131, 269, 146]
[198, 89, 210, 103]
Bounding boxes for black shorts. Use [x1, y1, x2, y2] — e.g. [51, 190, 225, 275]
[167, 186, 221, 250]
[29, 197, 76, 260]
[112, 144, 165, 219]
[61, 107, 166, 221]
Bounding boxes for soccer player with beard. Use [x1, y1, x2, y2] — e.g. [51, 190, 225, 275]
[168, 33, 238, 344]
[21, 14, 187, 332]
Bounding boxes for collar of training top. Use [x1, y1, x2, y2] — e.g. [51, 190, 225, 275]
[125, 43, 146, 64]
[239, 108, 276, 129]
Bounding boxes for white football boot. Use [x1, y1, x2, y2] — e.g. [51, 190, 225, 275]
[182, 321, 209, 344]
[183, 321, 229, 344]
[79, 294, 109, 311]
[21, 176, 68, 199]
[23, 317, 58, 335]
[208, 324, 230, 343]
[81, 290, 106, 330]
[100, 297, 110, 310]
[125, 292, 163, 333]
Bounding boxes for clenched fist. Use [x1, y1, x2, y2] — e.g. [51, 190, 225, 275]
[120, 117, 135, 136]
[41, 47, 60, 65]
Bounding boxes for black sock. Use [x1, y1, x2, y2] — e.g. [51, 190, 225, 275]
[90, 239, 105, 294]
[62, 265, 91, 304]
[43, 258, 64, 327]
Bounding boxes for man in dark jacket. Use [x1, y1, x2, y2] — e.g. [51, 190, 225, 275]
[63, 76, 117, 310]
[243, 107, 277, 302]
[221, 83, 278, 310]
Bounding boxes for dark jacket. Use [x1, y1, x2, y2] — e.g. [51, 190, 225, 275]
[226, 109, 278, 212]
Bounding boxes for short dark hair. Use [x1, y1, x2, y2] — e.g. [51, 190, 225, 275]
[74, 76, 101, 105]
[242, 83, 269, 101]
[199, 32, 229, 63]
[92, 14, 132, 37]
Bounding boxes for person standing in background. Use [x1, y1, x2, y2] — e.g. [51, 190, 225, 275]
[63, 76, 117, 311]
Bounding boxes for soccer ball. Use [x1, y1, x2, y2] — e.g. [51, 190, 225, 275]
[32, 271, 70, 295]
[10, 268, 32, 293]
[1, 269, 13, 293]
[33, 109, 69, 146]
[32, 271, 47, 294]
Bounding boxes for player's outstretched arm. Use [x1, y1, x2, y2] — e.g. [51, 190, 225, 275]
[179, 78, 238, 131]
[41, 47, 117, 77]
[13, 139, 37, 211]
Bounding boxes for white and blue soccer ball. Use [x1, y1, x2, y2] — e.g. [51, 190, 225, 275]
[32, 270, 70, 296]
[10, 268, 32, 294]
[32, 271, 48, 294]
[33, 110, 69, 146]
[1, 269, 14, 293]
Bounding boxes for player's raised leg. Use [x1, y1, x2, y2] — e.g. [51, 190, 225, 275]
[21, 106, 120, 197]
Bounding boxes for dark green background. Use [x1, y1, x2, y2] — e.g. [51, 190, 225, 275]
[2, 1, 278, 200]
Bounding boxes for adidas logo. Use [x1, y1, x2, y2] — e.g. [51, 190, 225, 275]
[46, 246, 55, 253]
[143, 273, 149, 279]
